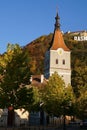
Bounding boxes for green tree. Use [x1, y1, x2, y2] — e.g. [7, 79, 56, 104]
[76, 89, 87, 119]
[72, 66, 87, 97]
[0, 43, 37, 110]
[41, 72, 75, 117]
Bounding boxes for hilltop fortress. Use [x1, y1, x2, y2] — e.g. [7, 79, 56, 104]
[65, 30, 87, 41]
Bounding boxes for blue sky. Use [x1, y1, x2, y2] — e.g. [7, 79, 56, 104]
[0, 0, 87, 54]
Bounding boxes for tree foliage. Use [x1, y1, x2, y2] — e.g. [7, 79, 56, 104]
[0, 43, 38, 110]
[41, 72, 75, 117]
[72, 66, 87, 97]
[76, 89, 87, 119]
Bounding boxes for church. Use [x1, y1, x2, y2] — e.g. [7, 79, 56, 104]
[29, 12, 71, 126]
[44, 12, 71, 86]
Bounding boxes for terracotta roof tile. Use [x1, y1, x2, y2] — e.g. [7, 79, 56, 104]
[50, 29, 70, 51]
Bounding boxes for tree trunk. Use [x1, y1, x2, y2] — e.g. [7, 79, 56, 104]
[7, 106, 15, 127]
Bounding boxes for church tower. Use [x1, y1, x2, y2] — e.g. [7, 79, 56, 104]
[44, 12, 71, 85]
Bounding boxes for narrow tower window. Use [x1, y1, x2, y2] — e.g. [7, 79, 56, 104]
[56, 59, 58, 64]
[63, 59, 65, 65]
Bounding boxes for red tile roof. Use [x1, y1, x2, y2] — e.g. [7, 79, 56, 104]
[50, 29, 70, 51]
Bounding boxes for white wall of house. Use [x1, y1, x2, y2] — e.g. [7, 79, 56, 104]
[15, 108, 29, 126]
[0, 108, 29, 127]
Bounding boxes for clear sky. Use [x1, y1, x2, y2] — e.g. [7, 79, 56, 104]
[0, 0, 87, 54]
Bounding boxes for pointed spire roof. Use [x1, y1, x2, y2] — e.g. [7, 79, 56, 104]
[55, 12, 60, 30]
[50, 12, 70, 51]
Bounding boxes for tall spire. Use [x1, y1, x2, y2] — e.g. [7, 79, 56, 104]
[50, 11, 70, 51]
[55, 12, 60, 30]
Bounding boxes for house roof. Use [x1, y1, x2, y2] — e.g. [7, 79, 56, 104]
[30, 75, 47, 88]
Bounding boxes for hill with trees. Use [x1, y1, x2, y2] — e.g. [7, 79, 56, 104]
[24, 33, 53, 74]
[25, 33, 87, 73]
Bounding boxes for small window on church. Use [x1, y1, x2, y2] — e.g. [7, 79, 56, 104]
[63, 59, 65, 64]
[56, 59, 58, 64]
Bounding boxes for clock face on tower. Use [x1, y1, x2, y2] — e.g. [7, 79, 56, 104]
[57, 48, 64, 55]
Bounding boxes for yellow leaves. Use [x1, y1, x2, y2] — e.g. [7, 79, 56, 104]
[30, 60, 37, 74]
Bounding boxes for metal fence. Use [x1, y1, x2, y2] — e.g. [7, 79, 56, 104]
[0, 126, 60, 130]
